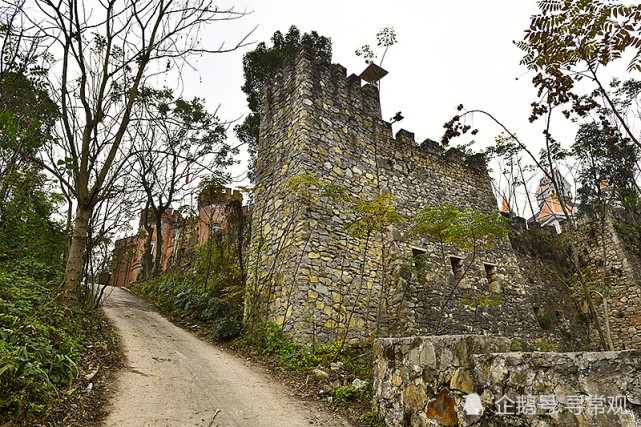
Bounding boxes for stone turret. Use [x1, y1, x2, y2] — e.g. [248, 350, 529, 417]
[250, 50, 541, 344]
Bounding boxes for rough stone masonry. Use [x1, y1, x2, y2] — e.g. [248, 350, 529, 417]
[374, 335, 640, 426]
[249, 49, 545, 345]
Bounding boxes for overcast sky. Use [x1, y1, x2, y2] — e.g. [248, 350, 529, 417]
[166, 1, 580, 215]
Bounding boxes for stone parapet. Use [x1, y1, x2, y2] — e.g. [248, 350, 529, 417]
[374, 335, 641, 426]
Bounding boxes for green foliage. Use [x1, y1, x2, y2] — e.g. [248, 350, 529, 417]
[573, 122, 638, 212]
[614, 218, 641, 258]
[408, 203, 509, 250]
[359, 408, 385, 427]
[568, 273, 617, 302]
[329, 383, 371, 406]
[0, 71, 58, 152]
[517, 0, 641, 138]
[460, 293, 503, 309]
[509, 223, 573, 275]
[345, 194, 406, 238]
[510, 339, 522, 351]
[0, 168, 66, 265]
[519, 1, 641, 74]
[537, 310, 556, 330]
[0, 268, 89, 423]
[215, 318, 241, 340]
[133, 272, 242, 341]
[234, 319, 374, 380]
[235, 321, 341, 370]
[355, 27, 397, 66]
[235, 26, 332, 181]
[399, 252, 432, 285]
[408, 204, 509, 333]
[533, 341, 560, 352]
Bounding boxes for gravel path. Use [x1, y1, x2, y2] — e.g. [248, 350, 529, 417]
[101, 287, 350, 427]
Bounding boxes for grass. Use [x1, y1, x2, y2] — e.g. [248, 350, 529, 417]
[0, 259, 118, 425]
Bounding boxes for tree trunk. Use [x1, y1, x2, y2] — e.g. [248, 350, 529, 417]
[60, 204, 92, 305]
[153, 213, 164, 277]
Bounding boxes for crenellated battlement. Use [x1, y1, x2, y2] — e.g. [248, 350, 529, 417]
[260, 49, 382, 129]
[260, 50, 486, 180]
[389, 128, 488, 174]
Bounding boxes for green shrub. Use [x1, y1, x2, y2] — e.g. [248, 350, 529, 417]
[359, 408, 385, 427]
[537, 310, 555, 330]
[0, 270, 86, 423]
[215, 317, 241, 340]
[329, 381, 372, 406]
[199, 297, 228, 322]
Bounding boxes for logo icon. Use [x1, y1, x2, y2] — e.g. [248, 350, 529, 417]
[464, 393, 483, 415]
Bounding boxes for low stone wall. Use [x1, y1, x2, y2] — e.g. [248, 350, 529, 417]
[374, 335, 641, 426]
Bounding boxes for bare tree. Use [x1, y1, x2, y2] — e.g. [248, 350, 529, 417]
[28, 0, 252, 304]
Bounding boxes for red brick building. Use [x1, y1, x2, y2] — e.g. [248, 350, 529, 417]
[108, 188, 245, 287]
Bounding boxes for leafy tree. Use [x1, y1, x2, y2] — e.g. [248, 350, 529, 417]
[517, 0, 641, 149]
[337, 193, 405, 355]
[0, 167, 65, 266]
[0, 3, 57, 205]
[236, 26, 331, 181]
[0, 4, 63, 268]
[407, 204, 508, 333]
[485, 132, 538, 219]
[128, 87, 232, 280]
[573, 122, 639, 211]
[440, 0, 641, 350]
[355, 26, 397, 67]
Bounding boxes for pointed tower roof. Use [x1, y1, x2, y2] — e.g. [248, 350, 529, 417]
[500, 194, 512, 213]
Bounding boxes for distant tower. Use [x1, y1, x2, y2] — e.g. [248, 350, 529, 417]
[531, 170, 576, 233]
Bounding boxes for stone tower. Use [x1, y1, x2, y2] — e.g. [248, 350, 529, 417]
[249, 49, 541, 344]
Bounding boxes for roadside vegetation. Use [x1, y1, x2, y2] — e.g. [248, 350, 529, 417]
[129, 189, 383, 425]
[0, 260, 120, 425]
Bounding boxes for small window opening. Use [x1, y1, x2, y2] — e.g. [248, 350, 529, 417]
[450, 256, 463, 281]
[412, 248, 427, 270]
[484, 263, 497, 282]
[485, 263, 500, 292]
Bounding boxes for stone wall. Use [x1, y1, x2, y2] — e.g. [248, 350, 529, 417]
[574, 214, 641, 350]
[508, 221, 594, 351]
[250, 49, 387, 343]
[374, 335, 641, 426]
[250, 49, 542, 344]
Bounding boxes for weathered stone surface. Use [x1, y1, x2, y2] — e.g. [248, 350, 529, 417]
[425, 389, 457, 426]
[311, 368, 329, 381]
[375, 335, 641, 427]
[450, 369, 474, 394]
[574, 214, 641, 351]
[404, 385, 427, 413]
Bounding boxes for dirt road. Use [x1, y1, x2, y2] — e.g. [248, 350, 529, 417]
[101, 287, 350, 427]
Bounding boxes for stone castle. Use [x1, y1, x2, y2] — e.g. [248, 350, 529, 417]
[247, 49, 641, 425]
[250, 49, 546, 345]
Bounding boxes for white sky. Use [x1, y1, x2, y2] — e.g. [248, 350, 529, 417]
[149, 1, 599, 216]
